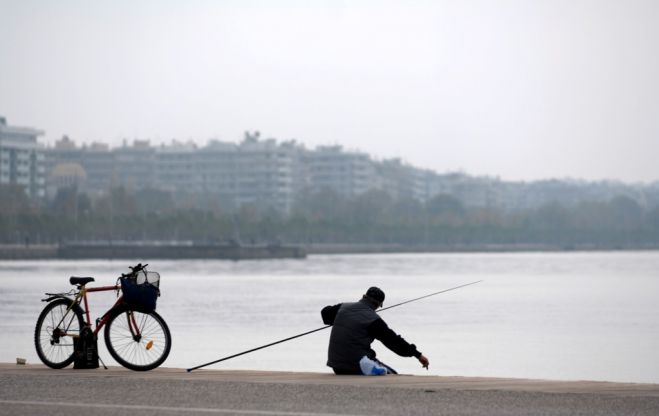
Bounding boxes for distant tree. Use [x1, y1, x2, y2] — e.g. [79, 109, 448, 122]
[648, 207, 659, 232]
[95, 187, 138, 217]
[389, 198, 424, 225]
[530, 202, 570, 230]
[135, 188, 175, 214]
[50, 187, 76, 217]
[425, 194, 465, 225]
[607, 195, 643, 230]
[351, 189, 393, 224]
[0, 184, 32, 215]
[572, 200, 609, 230]
[292, 188, 347, 221]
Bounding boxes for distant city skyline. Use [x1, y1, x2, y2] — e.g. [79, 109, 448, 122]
[1, 1, 658, 183]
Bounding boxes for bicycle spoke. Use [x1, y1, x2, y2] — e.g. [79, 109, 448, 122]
[35, 299, 82, 369]
[106, 309, 170, 369]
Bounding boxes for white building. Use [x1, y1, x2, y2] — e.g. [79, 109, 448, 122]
[199, 133, 305, 213]
[376, 158, 433, 202]
[115, 139, 156, 190]
[47, 137, 115, 196]
[155, 140, 199, 193]
[427, 173, 505, 208]
[0, 116, 45, 198]
[308, 145, 375, 197]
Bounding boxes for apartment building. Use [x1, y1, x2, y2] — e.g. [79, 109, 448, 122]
[115, 139, 156, 190]
[47, 136, 114, 194]
[0, 116, 45, 198]
[155, 140, 199, 193]
[308, 145, 376, 197]
[199, 134, 306, 213]
[427, 173, 505, 208]
[41, 130, 531, 213]
[46, 132, 308, 214]
[33, 126, 659, 214]
[46, 135, 460, 212]
[376, 158, 433, 202]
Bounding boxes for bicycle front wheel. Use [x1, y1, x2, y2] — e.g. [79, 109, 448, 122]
[34, 298, 84, 369]
[104, 306, 171, 371]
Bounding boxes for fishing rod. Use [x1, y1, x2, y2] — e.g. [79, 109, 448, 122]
[186, 279, 483, 372]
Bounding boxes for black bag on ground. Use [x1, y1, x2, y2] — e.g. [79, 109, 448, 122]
[120, 270, 160, 313]
[73, 326, 99, 369]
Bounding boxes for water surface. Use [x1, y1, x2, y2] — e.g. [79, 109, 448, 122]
[2, 252, 658, 383]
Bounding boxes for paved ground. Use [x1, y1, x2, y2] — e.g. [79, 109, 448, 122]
[1, 364, 659, 415]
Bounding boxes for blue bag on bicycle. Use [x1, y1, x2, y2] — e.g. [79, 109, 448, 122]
[121, 271, 160, 313]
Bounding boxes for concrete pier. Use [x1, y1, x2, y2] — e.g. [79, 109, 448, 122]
[1, 364, 658, 415]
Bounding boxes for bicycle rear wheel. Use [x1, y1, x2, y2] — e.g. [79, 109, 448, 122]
[104, 306, 171, 371]
[34, 298, 84, 369]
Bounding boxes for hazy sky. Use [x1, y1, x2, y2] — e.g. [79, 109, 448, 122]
[1, 0, 658, 182]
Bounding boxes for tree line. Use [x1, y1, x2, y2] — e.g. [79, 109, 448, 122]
[1, 184, 658, 249]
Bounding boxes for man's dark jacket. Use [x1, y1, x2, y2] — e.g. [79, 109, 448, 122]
[321, 298, 422, 374]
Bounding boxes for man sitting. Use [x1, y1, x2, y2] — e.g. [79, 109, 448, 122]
[321, 287, 430, 375]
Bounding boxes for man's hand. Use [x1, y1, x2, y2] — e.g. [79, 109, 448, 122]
[418, 355, 429, 370]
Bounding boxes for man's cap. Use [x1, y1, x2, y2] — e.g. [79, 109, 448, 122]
[365, 286, 385, 306]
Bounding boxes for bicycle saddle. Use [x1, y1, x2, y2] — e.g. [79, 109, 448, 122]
[69, 276, 95, 286]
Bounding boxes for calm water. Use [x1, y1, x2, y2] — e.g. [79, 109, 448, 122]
[2, 252, 658, 383]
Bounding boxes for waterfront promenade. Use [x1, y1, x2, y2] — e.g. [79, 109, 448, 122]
[1, 364, 658, 415]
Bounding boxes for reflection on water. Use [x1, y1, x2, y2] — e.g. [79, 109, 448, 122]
[2, 252, 659, 383]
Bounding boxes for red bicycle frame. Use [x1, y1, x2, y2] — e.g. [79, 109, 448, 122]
[79, 284, 141, 338]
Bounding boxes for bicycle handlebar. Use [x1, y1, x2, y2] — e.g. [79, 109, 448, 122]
[130, 263, 148, 272]
[121, 263, 148, 278]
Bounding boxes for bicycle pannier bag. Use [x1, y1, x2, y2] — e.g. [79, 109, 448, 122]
[73, 326, 99, 369]
[121, 271, 160, 313]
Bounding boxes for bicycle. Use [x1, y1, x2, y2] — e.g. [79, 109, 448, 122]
[34, 263, 171, 371]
